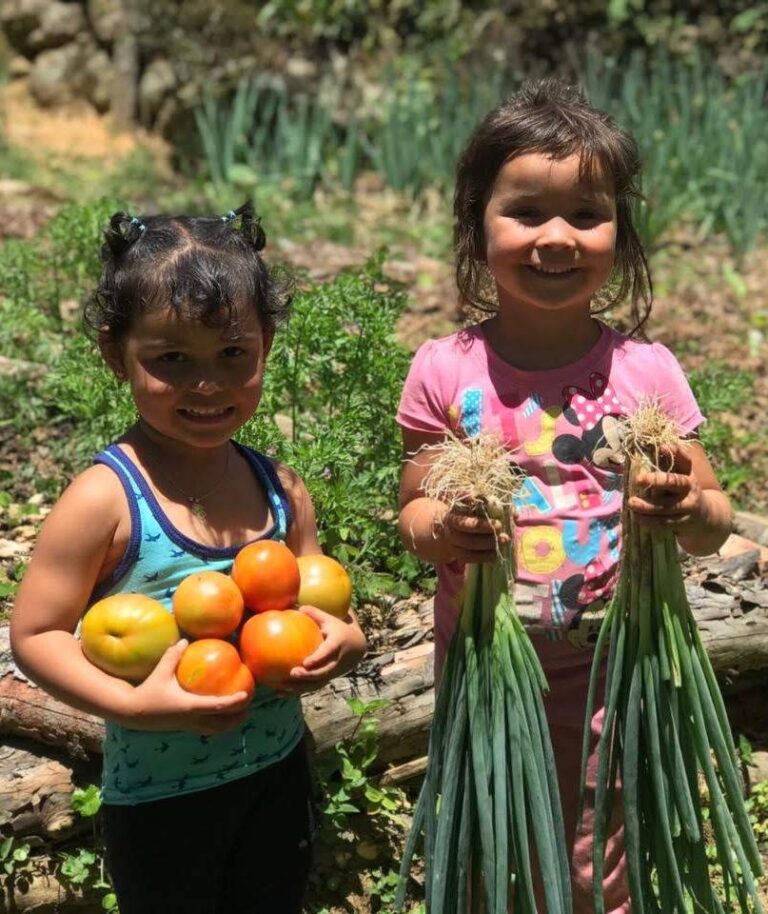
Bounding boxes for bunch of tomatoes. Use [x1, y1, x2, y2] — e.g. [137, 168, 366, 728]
[80, 542, 352, 699]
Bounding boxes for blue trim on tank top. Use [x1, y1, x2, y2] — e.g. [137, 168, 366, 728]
[93, 450, 143, 589]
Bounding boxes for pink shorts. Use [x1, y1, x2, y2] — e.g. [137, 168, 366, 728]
[532, 636, 630, 914]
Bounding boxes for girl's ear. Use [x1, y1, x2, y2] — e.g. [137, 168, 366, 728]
[98, 330, 127, 381]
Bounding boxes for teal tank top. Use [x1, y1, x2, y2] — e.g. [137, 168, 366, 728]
[91, 442, 305, 806]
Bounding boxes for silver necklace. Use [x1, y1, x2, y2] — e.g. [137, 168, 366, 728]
[155, 447, 231, 520]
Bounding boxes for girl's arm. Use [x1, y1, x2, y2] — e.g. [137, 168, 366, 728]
[276, 463, 367, 693]
[10, 467, 251, 735]
[629, 438, 733, 556]
[398, 428, 507, 565]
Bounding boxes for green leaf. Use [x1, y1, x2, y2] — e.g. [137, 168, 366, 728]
[739, 734, 754, 766]
[722, 263, 748, 300]
[71, 785, 102, 817]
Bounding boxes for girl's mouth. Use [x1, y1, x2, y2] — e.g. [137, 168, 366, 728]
[527, 264, 578, 277]
[178, 406, 235, 423]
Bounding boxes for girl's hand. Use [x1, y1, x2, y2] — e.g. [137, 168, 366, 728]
[629, 444, 703, 532]
[434, 503, 512, 564]
[278, 606, 368, 695]
[126, 640, 252, 736]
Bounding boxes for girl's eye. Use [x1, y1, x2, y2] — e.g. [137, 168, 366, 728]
[222, 346, 246, 358]
[574, 210, 599, 221]
[158, 351, 186, 363]
[511, 208, 540, 221]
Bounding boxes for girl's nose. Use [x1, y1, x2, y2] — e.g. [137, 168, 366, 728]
[191, 375, 222, 393]
[537, 217, 576, 248]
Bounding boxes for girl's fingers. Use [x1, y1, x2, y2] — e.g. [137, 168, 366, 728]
[448, 513, 500, 534]
[448, 528, 508, 550]
[196, 690, 252, 714]
[300, 642, 340, 670]
[635, 469, 695, 497]
[630, 497, 692, 514]
[290, 660, 337, 681]
[296, 604, 333, 626]
[148, 639, 189, 678]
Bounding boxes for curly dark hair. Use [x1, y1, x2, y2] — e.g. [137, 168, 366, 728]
[454, 78, 652, 335]
[85, 201, 292, 344]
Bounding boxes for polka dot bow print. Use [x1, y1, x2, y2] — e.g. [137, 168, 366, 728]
[563, 372, 623, 431]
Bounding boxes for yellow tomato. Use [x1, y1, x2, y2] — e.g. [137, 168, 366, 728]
[296, 554, 352, 619]
[81, 593, 180, 682]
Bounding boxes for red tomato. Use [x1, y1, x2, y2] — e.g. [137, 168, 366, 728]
[231, 541, 300, 613]
[81, 593, 180, 682]
[176, 639, 255, 699]
[239, 609, 323, 688]
[297, 554, 352, 619]
[172, 571, 244, 639]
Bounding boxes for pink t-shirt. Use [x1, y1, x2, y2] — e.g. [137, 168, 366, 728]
[397, 320, 704, 662]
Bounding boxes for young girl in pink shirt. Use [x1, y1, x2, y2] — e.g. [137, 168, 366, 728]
[397, 78, 733, 912]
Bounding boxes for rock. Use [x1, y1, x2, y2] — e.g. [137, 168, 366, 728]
[138, 57, 176, 125]
[80, 45, 112, 112]
[8, 54, 32, 78]
[284, 56, 318, 81]
[28, 41, 81, 106]
[29, 0, 85, 52]
[749, 750, 768, 785]
[28, 35, 112, 110]
[0, 538, 31, 559]
[0, 0, 48, 57]
[86, 0, 123, 45]
[355, 840, 381, 861]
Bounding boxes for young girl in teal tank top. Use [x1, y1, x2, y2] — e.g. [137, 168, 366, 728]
[10, 203, 367, 914]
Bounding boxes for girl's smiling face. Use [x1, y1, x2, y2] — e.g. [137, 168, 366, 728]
[482, 152, 617, 316]
[105, 303, 271, 451]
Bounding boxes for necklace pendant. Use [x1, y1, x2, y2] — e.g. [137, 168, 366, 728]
[190, 499, 207, 520]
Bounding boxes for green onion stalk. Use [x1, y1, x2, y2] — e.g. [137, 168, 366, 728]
[396, 433, 572, 914]
[580, 404, 764, 914]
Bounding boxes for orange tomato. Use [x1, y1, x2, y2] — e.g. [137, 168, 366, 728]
[297, 554, 352, 619]
[172, 571, 244, 639]
[176, 639, 255, 698]
[239, 609, 323, 688]
[81, 593, 180, 682]
[231, 540, 300, 613]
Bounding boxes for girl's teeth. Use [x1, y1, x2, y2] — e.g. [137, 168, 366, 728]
[532, 265, 575, 274]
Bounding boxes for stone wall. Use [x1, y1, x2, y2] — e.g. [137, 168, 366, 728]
[0, 0, 174, 130]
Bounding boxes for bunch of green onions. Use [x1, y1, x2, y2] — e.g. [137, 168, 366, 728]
[396, 434, 572, 914]
[581, 403, 764, 914]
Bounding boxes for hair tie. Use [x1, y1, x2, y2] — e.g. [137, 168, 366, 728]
[222, 210, 237, 222]
[129, 216, 146, 234]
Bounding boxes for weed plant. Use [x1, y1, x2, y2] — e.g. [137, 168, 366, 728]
[687, 362, 756, 505]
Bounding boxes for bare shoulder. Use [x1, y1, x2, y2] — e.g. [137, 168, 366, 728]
[12, 463, 130, 636]
[57, 462, 125, 514]
[272, 459, 311, 502]
[37, 463, 126, 549]
[270, 460, 321, 555]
